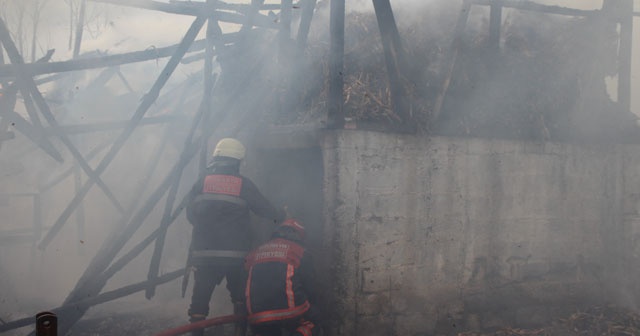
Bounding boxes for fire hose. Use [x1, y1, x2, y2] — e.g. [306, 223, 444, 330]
[153, 314, 244, 336]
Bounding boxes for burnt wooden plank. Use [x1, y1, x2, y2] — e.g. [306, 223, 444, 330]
[489, 1, 502, 50]
[328, 0, 345, 129]
[0, 18, 64, 162]
[90, 0, 279, 28]
[472, 0, 597, 17]
[296, 0, 317, 47]
[0, 34, 240, 78]
[44, 18, 206, 336]
[37, 16, 206, 252]
[0, 270, 183, 333]
[372, 0, 412, 130]
[432, 0, 471, 122]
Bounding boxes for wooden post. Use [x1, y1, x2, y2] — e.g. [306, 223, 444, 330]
[372, 0, 412, 130]
[0, 270, 184, 333]
[89, 0, 279, 29]
[432, 0, 471, 123]
[37, 16, 206, 251]
[617, 0, 633, 111]
[297, 0, 317, 47]
[73, 165, 86, 255]
[147, 5, 218, 299]
[0, 18, 64, 162]
[73, 0, 87, 58]
[471, 0, 597, 17]
[280, 0, 293, 61]
[0, 17, 127, 214]
[32, 194, 42, 246]
[328, 0, 345, 129]
[489, 0, 502, 50]
[0, 36, 219, 78]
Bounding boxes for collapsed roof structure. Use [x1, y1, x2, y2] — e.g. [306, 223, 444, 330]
[0, 0, 637, 335]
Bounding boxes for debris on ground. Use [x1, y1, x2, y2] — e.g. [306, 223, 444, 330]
[458, 306, 640, 336]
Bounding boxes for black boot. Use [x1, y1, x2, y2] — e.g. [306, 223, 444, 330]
[189, 314, 206, 336]
[233, 302, 247, 336]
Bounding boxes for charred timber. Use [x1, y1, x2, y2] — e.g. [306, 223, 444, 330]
[145, 28, 214, 297]
[0, 34, 240, 78]
[0, 18, 64, 162]
[0, 131, 14, 141]
[42, 115, 182, 136]
[38, 140, 111, 192]
[0, 270, 183, 333]
[49, 32, 204, 329]
[489, 1, 502, 50]
[328, 0, 345, 129]
[297, 0, 317, 47]
[432, 0, 471, 122]
[471, 0, 598, 17]
[616, 0, 633, 112]
[37, 16, 206, 252]
[90, 0, 278, 29]
[27, 78, 127, 215]
[2, 111, 63, 160]
[372, 0, 413, 130]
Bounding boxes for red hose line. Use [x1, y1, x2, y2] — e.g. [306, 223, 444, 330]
[153, 314, 245, 336]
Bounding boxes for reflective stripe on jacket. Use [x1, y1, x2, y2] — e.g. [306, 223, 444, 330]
[244, 238, 311, 324]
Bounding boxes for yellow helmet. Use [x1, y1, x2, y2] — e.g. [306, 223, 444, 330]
[212, 138, 245, 160]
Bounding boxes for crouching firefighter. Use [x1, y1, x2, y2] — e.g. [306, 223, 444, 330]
[184, 138, 286, 336]
[244, 219, 323, 336]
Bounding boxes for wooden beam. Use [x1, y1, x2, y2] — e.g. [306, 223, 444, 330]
[73, 0, 87, 58]
[28, 80, 127, 215]
[432, 0, 471, 123]
[373, 0, 413, 129]
[103, 89, 195, 283]
[46, 20, 206, 335]
[146, 8, 218, 299]
[38, 140, 111, 192]
[471, 0, 598, 17]
[3, 111, 64, 160]
[43, 115, 180, 135]
[0, 130, 14, 141]
[0, 32, 240, 78]
[0, 269, 184, 333]
[297, 0, 317, 47]
[616, 0, 633, 111]
[0, 18, 65, 162]
[90, 0, 279, 29]
[328, 0, 345, 129]
[489, 1, 502, 50]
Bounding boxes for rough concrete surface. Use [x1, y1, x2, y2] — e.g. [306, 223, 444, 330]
[321, 130, 640, 335]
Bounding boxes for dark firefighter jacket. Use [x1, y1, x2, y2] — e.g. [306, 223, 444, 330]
[186, 161, 285, 252]
[244, 237, 316, 325]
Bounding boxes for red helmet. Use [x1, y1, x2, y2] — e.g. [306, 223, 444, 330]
[277, 219, 305, 241]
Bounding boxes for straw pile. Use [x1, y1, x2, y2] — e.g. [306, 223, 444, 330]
[271, 1, 640, 143]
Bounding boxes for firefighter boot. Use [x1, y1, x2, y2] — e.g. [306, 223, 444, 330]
[233, 301, 247, 336]
[189, 314, 206, 336]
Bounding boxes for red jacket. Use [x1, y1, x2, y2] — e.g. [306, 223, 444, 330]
[244, 237, 315, 324]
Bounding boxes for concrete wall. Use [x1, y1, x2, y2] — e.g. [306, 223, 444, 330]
[321, 130, 640, 335]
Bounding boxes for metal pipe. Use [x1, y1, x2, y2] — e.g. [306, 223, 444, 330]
[37, 15, 206, 251]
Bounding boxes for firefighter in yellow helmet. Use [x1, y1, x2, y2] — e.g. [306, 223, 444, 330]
[185, 138, 286, 336]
